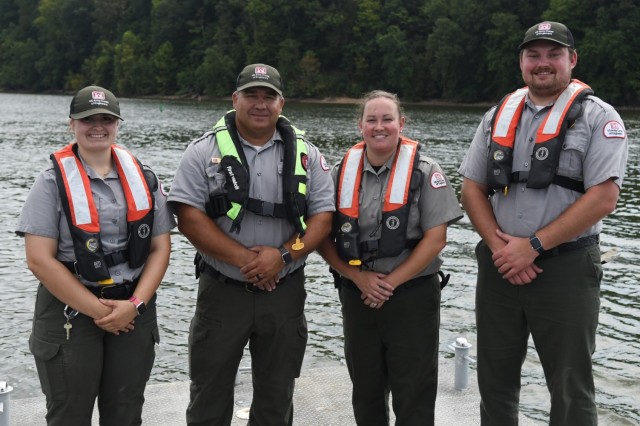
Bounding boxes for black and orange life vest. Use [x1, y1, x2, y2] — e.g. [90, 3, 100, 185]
[488, 79, 593, 193]
[335, 137, 422, 264]
[51, 143, 154, 282]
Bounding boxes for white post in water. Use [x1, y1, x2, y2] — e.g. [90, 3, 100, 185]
[0, 381, 13, 426]
[450, 337, 476, 390]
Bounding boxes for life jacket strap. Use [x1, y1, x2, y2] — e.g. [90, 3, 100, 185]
[61, 249, 129, 274]
[359, 238, 420, 259]
[245, 198, 288, 218]
[510, 171, 585, 193]
[206, 193, 289, 219]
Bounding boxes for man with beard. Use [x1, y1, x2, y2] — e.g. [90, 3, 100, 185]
[458, 21, 628, 425]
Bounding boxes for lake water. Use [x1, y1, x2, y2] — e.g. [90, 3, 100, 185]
[1, 93, 638, 424]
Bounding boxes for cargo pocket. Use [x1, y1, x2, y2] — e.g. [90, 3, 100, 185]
[289, 314, 308, 378]
[29, 334, 66, 400]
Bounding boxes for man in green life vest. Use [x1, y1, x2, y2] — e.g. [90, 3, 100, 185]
[168, 63, 334, 425]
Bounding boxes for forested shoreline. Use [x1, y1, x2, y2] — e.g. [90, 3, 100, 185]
[1, 0, 638, 105]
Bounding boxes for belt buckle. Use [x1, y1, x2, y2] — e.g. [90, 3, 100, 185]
[261, 201, 275, 217]
[245, 282, 258, 293]
[100, 284, 117, 299]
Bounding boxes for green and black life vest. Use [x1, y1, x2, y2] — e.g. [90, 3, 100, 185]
[206, 110, 308, 235]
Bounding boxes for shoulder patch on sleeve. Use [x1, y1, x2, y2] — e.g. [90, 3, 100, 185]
[603, 121, 626, 139]
[320, 155, 330, 171]
[430, 172, 447, 188]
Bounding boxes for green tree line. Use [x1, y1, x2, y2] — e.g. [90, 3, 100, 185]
[1, 0, 638, 105]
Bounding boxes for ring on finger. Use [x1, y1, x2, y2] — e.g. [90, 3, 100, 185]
[370, 302, 377, 308]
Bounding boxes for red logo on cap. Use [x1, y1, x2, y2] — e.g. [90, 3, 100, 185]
[92, 91, 106, 100]
[539, 23, 551, 31]
[255, 67, 267, 74]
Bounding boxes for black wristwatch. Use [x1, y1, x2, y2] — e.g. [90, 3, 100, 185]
[129, 296, 147, 316]
[529, 235, 545, 255]
[279, 246, 293, 265]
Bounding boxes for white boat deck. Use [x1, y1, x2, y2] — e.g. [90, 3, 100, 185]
[11, 359, 540, 425]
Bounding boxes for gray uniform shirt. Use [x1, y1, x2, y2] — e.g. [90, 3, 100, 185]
[333, 149, 463, 276]
[16, 154, 176, 286]
[168, 128, 335, 281]
[458, 94, 628, 238]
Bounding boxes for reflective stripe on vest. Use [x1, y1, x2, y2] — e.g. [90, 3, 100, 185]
[213, 114, 244, 221]
[492, 80, 592, 148]
[52, 143, 152, 233]
[338, 138, 419, 218]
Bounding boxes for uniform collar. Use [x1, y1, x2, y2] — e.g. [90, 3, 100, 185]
[525, 93, 554, 112]
[362, 147, 396, 175]
[237, 129, 281, 151]
[77, 152, 117, 179]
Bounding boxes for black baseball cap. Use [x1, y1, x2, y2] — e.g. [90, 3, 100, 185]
[69, 85, 123, 120]
[519, 21, 575, 50]
[236, 63, 283, 96]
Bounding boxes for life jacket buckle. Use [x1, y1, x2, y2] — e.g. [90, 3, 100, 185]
[260, 201, 275, 217]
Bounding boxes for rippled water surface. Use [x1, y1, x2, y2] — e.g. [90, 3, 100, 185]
[1, 93, 638, 424]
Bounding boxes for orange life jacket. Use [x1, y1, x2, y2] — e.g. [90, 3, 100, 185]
[335, 137, 422, 264]
[488, 79, 593, 193]
[51, 143, 154, 282]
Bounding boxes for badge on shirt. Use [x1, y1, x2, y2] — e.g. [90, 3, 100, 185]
[301, 153, 308, 171]
[603, 121, 626, 139]
[320, 155, 330, 171]
[385, 216, 400, 230]
[430, 172, 447, 188]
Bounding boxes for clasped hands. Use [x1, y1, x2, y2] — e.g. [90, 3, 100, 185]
[353, 270, 394, 310]
[240, 246, 285, 291]
[492, 229, 543, 285]
[93, 299, 137, 335]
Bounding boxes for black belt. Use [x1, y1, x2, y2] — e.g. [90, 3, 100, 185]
[85, 279, 139, 300]
[61, 261, 139, 300]
[538, 234, 599, 259]
[200, 261, 303, 293]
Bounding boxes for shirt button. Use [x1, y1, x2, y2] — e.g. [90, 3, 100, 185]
[111, 199, 116, 203]
[258, 220, 262, 225]
[115, 271, 121, 276]
[529, 137, 534, 142]
[517, 213, 523, 218]
[257, 172, 262, 176]
[112, 219, 117, 224]
[373, 196, 378, 200]
[534, 115, 539, 120]
[524, 162, 529, 167]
